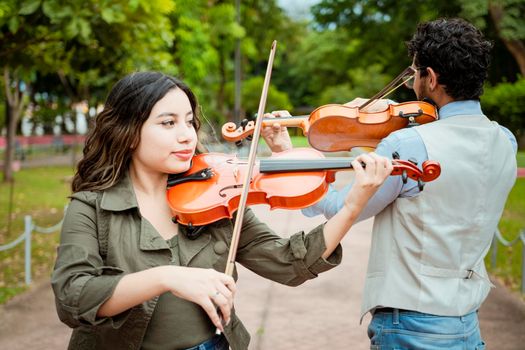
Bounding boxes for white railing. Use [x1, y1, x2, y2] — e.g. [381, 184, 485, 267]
[490, 228, 525, 293]
[0, 213, 64, 285]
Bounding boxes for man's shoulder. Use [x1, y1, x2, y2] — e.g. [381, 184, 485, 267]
[380, 127, 425, 151]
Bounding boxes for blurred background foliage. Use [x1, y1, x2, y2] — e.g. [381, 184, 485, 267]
[1, 0, 525, 302]
[1, 0, 524, 166]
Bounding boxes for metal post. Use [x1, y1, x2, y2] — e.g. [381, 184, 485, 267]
[7, 177, 15, 235]
[24, 215, 32, 285]
[521, 238, 525, 294]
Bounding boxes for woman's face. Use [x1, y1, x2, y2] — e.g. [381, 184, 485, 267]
[133, 88, 197, 175]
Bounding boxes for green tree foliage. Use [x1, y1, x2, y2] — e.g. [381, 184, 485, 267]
[458, 0, 525, 76]
[170, 0, 249, 122]
[0, 0, 176, 181]
[225, 77, 292, 119]
[310, 0, 524, 138]
[170, 0, 295, 123]
[482, 77, 525, 137]
[312, 0, 461, 77]
[282, 29, 356, 106]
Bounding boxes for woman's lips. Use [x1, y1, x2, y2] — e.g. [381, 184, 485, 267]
[173, 150, 193, 160]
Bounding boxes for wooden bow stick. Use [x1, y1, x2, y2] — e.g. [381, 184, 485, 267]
[224, 40, 277, 276]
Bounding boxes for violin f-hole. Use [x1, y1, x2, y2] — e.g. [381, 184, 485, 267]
[219, 184, 244, 197]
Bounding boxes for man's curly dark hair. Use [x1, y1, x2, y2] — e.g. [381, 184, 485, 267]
[406, 18, 493, 100]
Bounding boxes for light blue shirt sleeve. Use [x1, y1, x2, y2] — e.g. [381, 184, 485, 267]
[302, 128, 429, 221]
[302, 100, 519, 221]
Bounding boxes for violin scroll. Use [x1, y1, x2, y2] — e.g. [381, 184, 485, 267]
[420, 160, 441, 182]
[222, 115, 310, 145]
[222, 120, 256, 144]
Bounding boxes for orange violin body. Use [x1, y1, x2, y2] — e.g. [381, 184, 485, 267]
[167, 148, 330, 226]
[166, 148, 441, 226]
[307, 101, 437, 151]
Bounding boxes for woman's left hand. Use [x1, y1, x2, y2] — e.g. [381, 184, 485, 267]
[344, 152, 393, 212]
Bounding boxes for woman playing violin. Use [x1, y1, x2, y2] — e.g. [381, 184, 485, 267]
[51, 71, 392, 350]
[263, 18, 517, 350]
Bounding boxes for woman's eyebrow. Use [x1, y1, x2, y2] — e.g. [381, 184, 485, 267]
[155, 111, 193, 118]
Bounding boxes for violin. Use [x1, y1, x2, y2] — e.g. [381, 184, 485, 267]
[166, 148, 441, 227]
[221, 101, 438, 152]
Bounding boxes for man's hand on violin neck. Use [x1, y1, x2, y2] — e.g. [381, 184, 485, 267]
[261, 110, 293, 153]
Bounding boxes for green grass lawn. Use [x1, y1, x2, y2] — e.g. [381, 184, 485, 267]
[0, 166, 73, 303]
[487, 177, 525, 294]
[491, 152, 524, 296]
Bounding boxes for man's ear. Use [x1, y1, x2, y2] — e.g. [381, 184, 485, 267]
[426, 67, 439, 91]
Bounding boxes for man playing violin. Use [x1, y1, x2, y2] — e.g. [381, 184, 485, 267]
[262, 18, 517, 349]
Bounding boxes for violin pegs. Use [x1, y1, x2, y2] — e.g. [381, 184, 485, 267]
[240, 118, 250, 128]
[418, 179, 425, 191]
[392, 151, 400, 160]
[408, 157, 418, 166]
[402, 170, 408, 184]
[235, 140, 243, 147]
[246, 135, 253, 141]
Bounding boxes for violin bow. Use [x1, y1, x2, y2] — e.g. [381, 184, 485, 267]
[359, 66, 416, 111]
[224, 40, 277, 276]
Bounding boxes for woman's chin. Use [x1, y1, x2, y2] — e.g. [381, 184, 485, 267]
[166, 161, 192, 175]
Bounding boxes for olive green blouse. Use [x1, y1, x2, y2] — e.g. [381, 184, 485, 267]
[51, 173, 342, 350]
[141, 235, 215, 349]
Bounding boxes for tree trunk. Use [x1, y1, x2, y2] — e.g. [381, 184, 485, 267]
[217, 46, 226, 118]
[4, 105, 17, 182]
[489, 3, 525, 76]
[3, 67, 25, 183]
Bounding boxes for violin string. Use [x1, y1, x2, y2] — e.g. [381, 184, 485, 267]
[198, 105, 231, 154]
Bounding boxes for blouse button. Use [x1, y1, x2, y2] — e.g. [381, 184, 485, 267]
[213, 241, 228, 254]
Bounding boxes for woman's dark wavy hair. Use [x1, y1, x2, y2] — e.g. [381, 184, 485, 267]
[406, 18, 493, 100]
[72, 72, 201, 192]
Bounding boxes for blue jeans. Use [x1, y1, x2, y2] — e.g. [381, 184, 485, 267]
[184, 334, 229, 350]
[368, 308, 486, 350]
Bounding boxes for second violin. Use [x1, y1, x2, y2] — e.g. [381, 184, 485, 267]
[222, 101, 438, 152]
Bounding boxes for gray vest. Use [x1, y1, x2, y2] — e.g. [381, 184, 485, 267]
[361, 114, 516, 318]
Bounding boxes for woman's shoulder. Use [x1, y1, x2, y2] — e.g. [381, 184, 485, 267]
[69, 190, 101, 207]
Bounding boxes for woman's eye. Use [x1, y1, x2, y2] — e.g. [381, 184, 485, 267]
[186, 119, 194, 127]
[161, 120, 175, 126]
